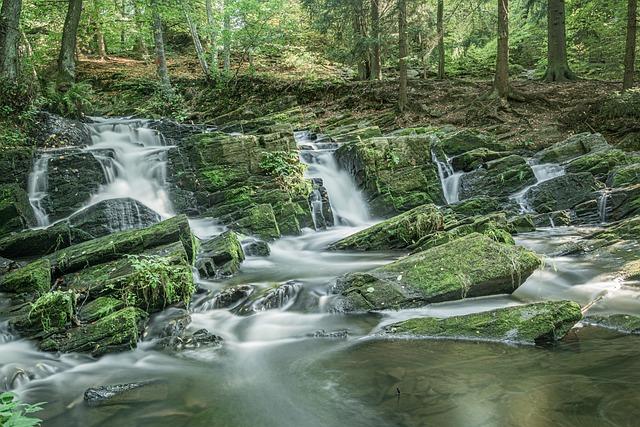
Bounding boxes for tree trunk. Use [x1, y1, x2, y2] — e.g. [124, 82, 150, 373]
[183, 3, 211, 79]
[623, 0, 637, 90]
[370, 0, 382, 80]
[398, 0, 408, 112]
[57, 0, 83, 82]
[352, 0, 369, 80]
[0, 0, 22, 82]
[206, 0, 219, 75]
[20, 30, 37, 79]
[494, 0, 509, 99]
[151, 0, 171, 88]
[92, 0, 107, 60]
[544, 0, 575, 82]
[120, 0, 126, 49]
[223, 1, 231, 72]
[437, 0, 445, 79]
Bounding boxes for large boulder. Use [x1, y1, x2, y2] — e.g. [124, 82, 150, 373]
[524, 173, 599, 213]
[0, 222, 92, 259]
[565, 149, 635, 182]
[0, 259, 51, 295]
[384, 301, 582, 345]
[443, 196, 503, 219]
[330, 233, 540, 312]
[227, 203, 281, 241]
[604, 184, 640, 221]
[335, 134, 445, 216]
[459, 155, 536, 200]
[611, 163, 640, 187]
[330, 204, 444, 251]
[30, 112, 92, 148]
[10, 290, 75, 336]
[436, 129, 508, 157]
[196, 230, 245, 279]
[584, 314, 640, 335]
[535, 133, 610, 163]
[450, 148, 511, 172]
[0, 184, 36, 237]
[0, 147, 34, 187]
[67, 198, 161, 238]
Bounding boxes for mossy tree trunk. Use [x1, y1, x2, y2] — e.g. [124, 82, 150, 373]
[437, 0, 445, 79]
[183, 2, 211, 80]
[623, 0, 637, 91]
[398, 0, 408, 112]
[151, 0, 171, 89]
[370, 0, 382, 80]
[0, 0, 22, 82]
[494, 0, 509, 99]
[57, 0, 83, 82]
[544, 0, 576, 82]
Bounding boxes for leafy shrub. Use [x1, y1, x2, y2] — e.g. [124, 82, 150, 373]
[134, 85, 189, 122]
[42, 82, 94, 118]
[0, 392, 45, 427]
[0, 78, 38, 118]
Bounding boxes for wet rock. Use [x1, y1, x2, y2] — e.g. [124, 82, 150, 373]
[583, 314, 640, 335]
[240, 281, 301, 313]
[450, 148, 511, 172]
[0, 259, 51, 295]
[41, 150, 107, 222]
[565, 149, 634, 182]
[508, 215, 536, 233]
[610, 163, 640, 187]
[195, 231, 245, 279]
[444, 196, 503, 219]
[605, 184, 640, 221]
[308, 178, 333, 230]
[532, 210, 572, 227]
[31, 112, 92, 148]
[535, 133, 610, 163]
[206, 285, 254, 309]
[84, 379, 169, 407]
[0, 147, 34, 187]
[227, 204, 281, 241]
[40, 307, 148, 356]
[308, 329, 348, 339]
[384, 301, 582, 345]
[0, 222, 92, 259]
[0, 183, 36, 238]
[524, 173, 599, 213]
[179, 329, 223, 350]
[243, 239, 270, 257]
[331, 233, 540, 312]
[0, 256, 20, 278]
[11, 290, 75, 336]
[68, 198, 161, 238]
[459, 155, 536, 200]
[330, 204, 444, 251]
[335, 134, 444, 216]
[78, 297, 125, 323]
[332, 126, 382, 143]
[573, 199, 602, 224]
[436, 129, 508, 157]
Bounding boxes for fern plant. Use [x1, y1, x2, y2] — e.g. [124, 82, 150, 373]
[0, 392, 45, 427]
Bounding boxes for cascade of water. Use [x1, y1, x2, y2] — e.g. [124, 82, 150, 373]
[309, 189, 324, 230]
[598, 191, 609, 224]
[84, 119, 174, 219]
[431, 150, 462, 204]
[27, 153, 52, 227]
[512, 160, 566, 213]
[295, 131, 370, 227]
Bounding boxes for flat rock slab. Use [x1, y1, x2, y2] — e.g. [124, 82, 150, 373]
[84, 379, 169, 407]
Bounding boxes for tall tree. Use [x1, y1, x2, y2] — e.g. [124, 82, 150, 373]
[151, 0, 171, 88]
[91, 0, 107, 60]
[0, 0, 22, 82]
[544, 0, 575, 82]
[222, 0, 231, 72]
[370, 0, 382, 80]
[206, 0, 220, 75]
[437, 0, 444, 79]
[183, 2, 211, 79]
[133, 1, 149, 60]
[57, 0, 83, 82]
[623, 0, 637, 90]
[494, 0, 509, 99]
[352, 0, 369, 80]
[398, 0, 408, 111]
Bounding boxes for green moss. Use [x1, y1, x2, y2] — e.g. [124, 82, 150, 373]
[611, 163, 640, 187]
[78, 296, 125, 323]
[28, 291, 75, 333]
[385, 301, 582, 344]
[446, 196, 502, 219]
[0, 222, 93, 259]
[584, 314, 640, 334]
[231, 203, 281, 241]
[202, 165, 246, 192]
[459, 155, 536, 200]
[565, 149, 631, 181]
[0, 183, 36, 237]
[535, 133, 610, 163]
[508, 215, 536, 233]
[437, 129, 507, 156]
[196, 230, 245, 278]
[0, 259, 51, 295]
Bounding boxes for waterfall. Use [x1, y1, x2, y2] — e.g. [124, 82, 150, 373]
[27, 153, 52, 227]
[432, 150, 462, 204]
[295, 132, 370, 227]
[598, 191, 609, 224]
[512, 161, 565, 213]
[84, 118, 174, 218]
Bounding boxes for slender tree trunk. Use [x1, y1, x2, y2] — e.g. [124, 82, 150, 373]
[0, 0, 22, 82]
[623, 0, 637, 90]
[120, 0, 126, 49]
[398, 0, 408, 111]
[352, 0, 369, 80]
[57, 0, 83, 82]
[20, 30, 37, 79]
[183, 3, 211, 79]
[544, 0, 575, 82]
[92, 0, 107, 60]
[223, 0, 231, 72]
[151, 0, 171, 88]
[370, 0, 382, 80]
[494, 0, 509, 99]
[133, 1, 148, 60]
[437, 0, 445, 79]
[206, 0, 219, 75]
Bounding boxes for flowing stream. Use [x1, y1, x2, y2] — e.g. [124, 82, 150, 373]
[3, 123, 640, 426]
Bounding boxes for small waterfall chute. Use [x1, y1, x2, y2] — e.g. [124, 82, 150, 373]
[431, 150, 462, 204]
[598, 190, 609, 224]
[27, 153, 52, 227]
[511, 160, 565, 213]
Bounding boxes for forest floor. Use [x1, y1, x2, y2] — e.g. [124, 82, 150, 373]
[78, 55, 637, 151]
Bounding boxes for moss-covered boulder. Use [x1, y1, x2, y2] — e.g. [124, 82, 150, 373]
[39, 307, 148, 356]
[228, 204, 281, 241]
[0, 222, 92, 259]
[605, 184, 640, 221]
[330, 204, 444, 251]
[459, 155, 536, 200]
[451, 148, 510, 172]
[0, 147, 34, 187]
[332, 126, 382, 143]
[444, 196, 503, 219]
[508, 215, 536, 233]
[437, 129, 507, 156]
[48, 214, 194, 276]
[331, 233, 540, 312]
[335, 134, 444, 216]
[611, 163, 640, 187]
[524, 173, 599, 213]
[584, 314, 640, 335]
[0, 259, 51, 295]
[196, 230, 245, 278]
[565, 149, 634, 181]
[68, 198, 161, 238]
[11, 290, 75, 336]
[0, 184, 36, 238]
[78, 296, 125, 323]
[535, 133, 610, 163]
[384, 301, 582, 345]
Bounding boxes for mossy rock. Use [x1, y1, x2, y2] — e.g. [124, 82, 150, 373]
[437, 129, 507, 156]
[39, 307, 148, 356]
[0, 183, 36, 238]
[67, 198, 161, 238]
[451, 148, 511, 172]
[584, 314, 640, 335]
[332, 126, 382, 143]
[611, 163, 640, 187]
[459, 155, 536, 200]
[524, 173, 599, 213]
[11, 290, 75, 336]
[384, 301, 582, 345]
[0, 259, 51, 295]
[535, 133, 610, 163]
[444, 196, 503, 219]
[0, 147, 34, 187]
[229, 204, 281, 241]
[599, 183, 640, 221]
[195, 230, 245, 279]
[78, 296, 125, 323]
[565, 149, 634, 182]
[0, 222, 93, 259]
[330, 204, 444, 251]
[331, 233, 540, 312]
[508, 215, 536, 233]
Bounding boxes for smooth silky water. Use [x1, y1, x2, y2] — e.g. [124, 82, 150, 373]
[2, 124, 640, 426]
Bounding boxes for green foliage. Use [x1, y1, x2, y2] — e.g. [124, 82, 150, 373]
[600, 89, 640, 120]
[134, 86, 189, 122]
[42, 82, 94, 119]
[259, 151, 306, 188]
[28, 290, 74, 333]
[0, 392, 45, 427]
